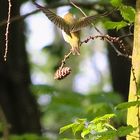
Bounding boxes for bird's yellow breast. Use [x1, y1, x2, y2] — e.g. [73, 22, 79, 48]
[62, 31, 79, 43]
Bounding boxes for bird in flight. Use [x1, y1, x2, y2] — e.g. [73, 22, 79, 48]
[34, 2, 108, 55]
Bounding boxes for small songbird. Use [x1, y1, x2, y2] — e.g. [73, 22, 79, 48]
[34, 2, 107, 55]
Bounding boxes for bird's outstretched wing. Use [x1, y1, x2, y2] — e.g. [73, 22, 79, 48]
[70, 13, 106, 32]
[34, 2, 70, 36]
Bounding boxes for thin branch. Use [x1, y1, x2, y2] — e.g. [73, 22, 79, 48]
[54, 51, 72, 80]
[81, 35, 132, 59]
[60, 51, 72, 69]
[0, 9, 39, 27]
[70, 0, 102, 34]
[129, 23, 134, 34]
[0, 1, 107, 27]
[106, 38, 131, 59]
[70, 0, 86, 17]
[4, 0, 12, 61]
[119, 33, 133, 39]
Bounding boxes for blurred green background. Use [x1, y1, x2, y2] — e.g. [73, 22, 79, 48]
[0, 0, 135, 139]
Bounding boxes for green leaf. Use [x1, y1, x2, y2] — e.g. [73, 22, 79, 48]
[104, 123, 116, 130]
[117, 125, 136, 137]
[119, 5, 135, 23]
[115, 101, 140, 110]
[72, 123, 84, 135]
[72, 119, 86, 135]
[94, 130, 117, 140]
[110, 0, 122, 7]
[76, 118, 87, 124]
[92, 114, 116, 124]
[104, 20, 128, 30]
[59, 123, 75, 134]
[81, 128, 90, 138]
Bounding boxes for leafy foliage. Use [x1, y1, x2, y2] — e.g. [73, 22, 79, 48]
[117, 125, 136, 137]
[104, 0, 135, 30]
[60, 114, 135, 139]
[31, 83, 123, 139]
[110, 0, 122, 7]
[115, 101, 140, 110]
[119, 5, 135, 23]
[104, 21, 128, 30]
[92, 114, 116, 124]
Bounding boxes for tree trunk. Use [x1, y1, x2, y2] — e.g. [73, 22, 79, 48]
[107, 0, 135, 101]
[108, 42, 131, 101]
[127, 0, 140, 139]
[0, 0, 41, 134]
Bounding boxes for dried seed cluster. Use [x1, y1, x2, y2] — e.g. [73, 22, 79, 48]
[54, 67, 71, 80]
[81, 34, 130, 57]
[105, 35, 127, 53]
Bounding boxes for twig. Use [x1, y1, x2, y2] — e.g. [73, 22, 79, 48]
[70, 0, 86, 17]
[129, 23, 134, 34]
[81, 34, 132, 59]
[0, 9, 39, 27]
[59, 51, 72, 69]
[0, 1, 108, 27]
[4, 0, 12, 61]
[54, 51, 72, 80]
[107, 39, 131, 59]
[119, 33, 133, 39]
[70, 0, 102, 34]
